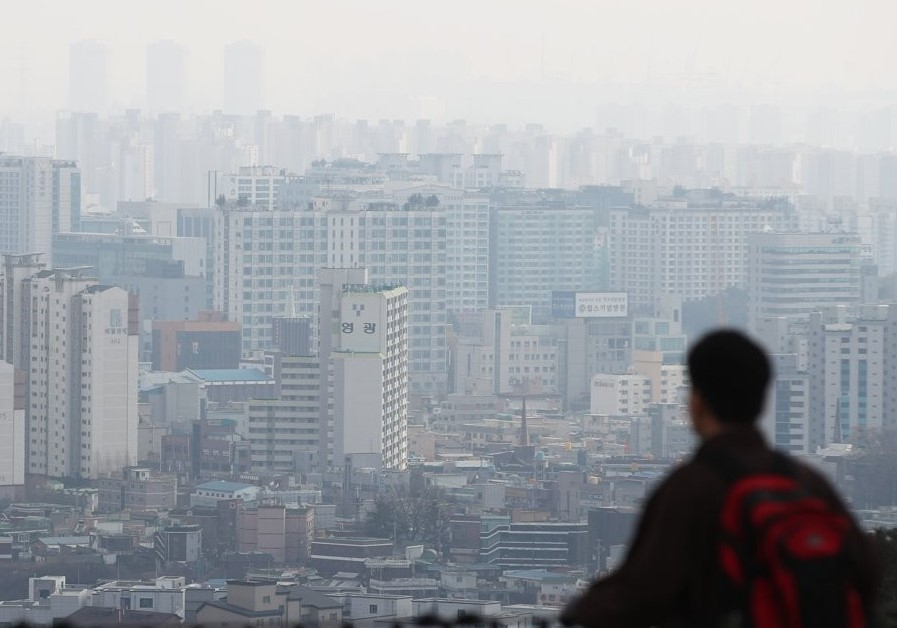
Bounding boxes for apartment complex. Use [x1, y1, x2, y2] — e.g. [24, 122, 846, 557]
[489, 206, 602, 320]
[211, 198, 444, 393]
[0, 156, 81, 259]
[247, 271, 409, 472]
[608, 195, 797, 311]
[1, 258, 138, 479]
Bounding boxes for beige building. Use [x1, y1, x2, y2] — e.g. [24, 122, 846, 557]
[195, 581, 301, 626]
[237, 504, 314, 565]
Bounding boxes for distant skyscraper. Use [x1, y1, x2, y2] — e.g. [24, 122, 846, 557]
[223, 41, 265, 115]
[147, 40, 187, 114]
[69, 40, 108, 113]
[0, 156, 81, 259]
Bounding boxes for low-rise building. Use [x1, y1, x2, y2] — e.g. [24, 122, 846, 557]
[97, 467, 177, 513]
[237, 504, 314, 565]
[194, 580, 302, 626]
[309, 537, 394, 576]
[0, 577, 91, 626]
[190, 480, 260, 508]
[90, 577, 187, 618]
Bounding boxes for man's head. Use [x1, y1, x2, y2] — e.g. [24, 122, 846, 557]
[686, 329, 772, 439]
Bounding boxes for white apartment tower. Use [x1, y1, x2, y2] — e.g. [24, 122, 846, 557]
[0, 157, 81, 258]
[330, 282, 409, 470]
[10, 266, 138, 479]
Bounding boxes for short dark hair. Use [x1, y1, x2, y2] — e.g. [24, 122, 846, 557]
[686, 329, 772, 424]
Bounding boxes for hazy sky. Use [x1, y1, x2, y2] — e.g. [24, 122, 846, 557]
[1, 0, 895, 127]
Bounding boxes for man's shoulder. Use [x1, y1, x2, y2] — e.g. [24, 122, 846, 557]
[652, 455, 725, 497]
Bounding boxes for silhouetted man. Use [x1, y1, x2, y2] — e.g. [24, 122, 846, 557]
[561, 329, 878, 628]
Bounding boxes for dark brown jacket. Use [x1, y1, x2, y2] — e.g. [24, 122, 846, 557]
[561, 427, 879, 628]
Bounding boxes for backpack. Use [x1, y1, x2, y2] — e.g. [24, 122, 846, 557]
[700, 449, 868, 628]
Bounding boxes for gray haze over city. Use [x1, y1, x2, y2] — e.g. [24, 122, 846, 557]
[0, 1, 896, 625]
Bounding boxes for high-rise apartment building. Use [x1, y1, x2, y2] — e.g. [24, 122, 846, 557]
[147, 40, 187, 114]
[223, 41, 265, 115]
[212, 199, 447, 394]
[0, 157, 81, 258]
[608, 196, 797, 312]
[247, 271, 409, 472]
[3, 264, 139, 479]
[747, 232, 862, 331]
[331, 282, 409, 470]
[210, 166, 299, 210]
[69, 40, 108, 113]
[490, 206, 602, 320]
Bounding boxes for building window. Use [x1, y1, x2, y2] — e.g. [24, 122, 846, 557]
[263, 595, 271, 604]
[139, 598, 153, 609]
[369, 605, 378, 614]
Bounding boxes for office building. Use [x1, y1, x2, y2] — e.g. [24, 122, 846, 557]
[18, 268, 138, 479]
[223, 41, 265, 115]
[97, 467, 178, 513]
[807, 306, 897, 450]
[452, 309, 559, 396]
[151, 312, 241, 371]
[0, 157, 81, 258]
[69, 40, 107, 113]
[747, 231, 862, 331]
[761, 354, 810, 454]
[590, 373, 652, 417]
[246, 354, 322, 473]
[147, 40, 187, 114]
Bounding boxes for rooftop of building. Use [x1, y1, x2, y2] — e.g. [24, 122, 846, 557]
[65, 607, 181, 627]
[33, 536, 91, 546]
[185, 368, 272, 383]
[194, 480, 257, 493]
[195, 600, 283, 619]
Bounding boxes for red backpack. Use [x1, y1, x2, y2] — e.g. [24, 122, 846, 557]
[700, 449, 868, 628]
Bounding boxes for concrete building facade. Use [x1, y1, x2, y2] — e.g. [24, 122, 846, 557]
[0, 157, 81, 259]
[747, 231, 863, 331]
